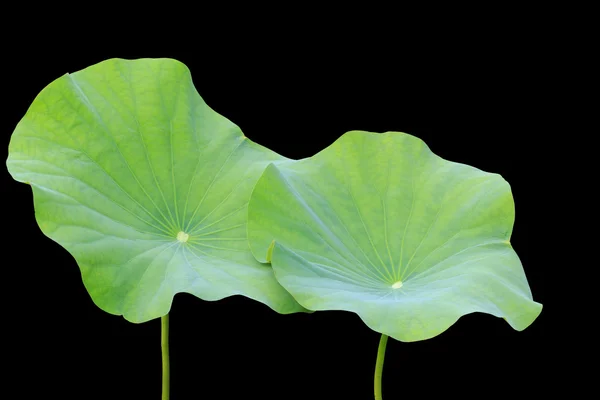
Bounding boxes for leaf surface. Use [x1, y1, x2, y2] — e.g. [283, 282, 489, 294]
[7, 58, 305, 322]
[247, 131, 542, 341]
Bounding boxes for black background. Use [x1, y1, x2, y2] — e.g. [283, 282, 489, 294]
[3, 29, 547, 399]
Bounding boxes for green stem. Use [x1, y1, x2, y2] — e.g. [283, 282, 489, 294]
[374, 334, 388, 400]
[161, 314, 170, 400]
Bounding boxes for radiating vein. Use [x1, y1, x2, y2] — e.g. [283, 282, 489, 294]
[17, 134, 172, 236]
[34, 184, 172, 239]
[127, 241, 180, 306]
[295, 250, 383, 285]
[192, 223, 246, 238]
[308, 259, 384, 288]
[382, 148, 395, 271]
[180, 76, 211, 228]
[193, 238, 246, 241]
[340, 154, 394, 282]
[170, 120, 180, 227]
[187, 177, 250, 235]
[401, 175, 492, 279]
[289, 176, 383, 282]
[397, 164, 416, 280]
[409, 246, 508, 282]
[66, 74, 176, 232]
[184, 137, 244, 232]
[120, 241, 177, 270]
[272, 168, 380, 281]
[403, 178, 492, 279]
[191, 202, 248, 236]
[187, 241, 247, 252]
[101, 61, 178, 231]
[155, 62, 187, 228]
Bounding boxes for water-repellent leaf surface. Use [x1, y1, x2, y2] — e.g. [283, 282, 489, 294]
[247, 131, 542, 342]
[7, 58, 305, 322]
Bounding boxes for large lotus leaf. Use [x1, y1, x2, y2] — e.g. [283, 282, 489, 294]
[247, 131, 542, 342]
[7, 58, 305, 322]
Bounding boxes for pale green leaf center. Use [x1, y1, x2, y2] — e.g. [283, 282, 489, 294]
[391, 280, 403, 289]
[176, 231, 190, 243]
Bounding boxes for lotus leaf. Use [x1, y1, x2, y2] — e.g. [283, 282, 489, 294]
[6, 58, 305, 323]
[247, 130, 542, 342]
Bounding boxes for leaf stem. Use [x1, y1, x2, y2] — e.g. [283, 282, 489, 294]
[374, 334, 388, 400]
[162, 314, 170, 400]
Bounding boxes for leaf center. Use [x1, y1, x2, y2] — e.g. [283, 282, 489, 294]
[176, 231, 190, 243]
[391, 280, 403, 289]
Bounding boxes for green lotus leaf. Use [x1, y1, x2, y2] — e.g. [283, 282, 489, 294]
[247, 131, 542, 342]
[7, 58, 305, 322]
